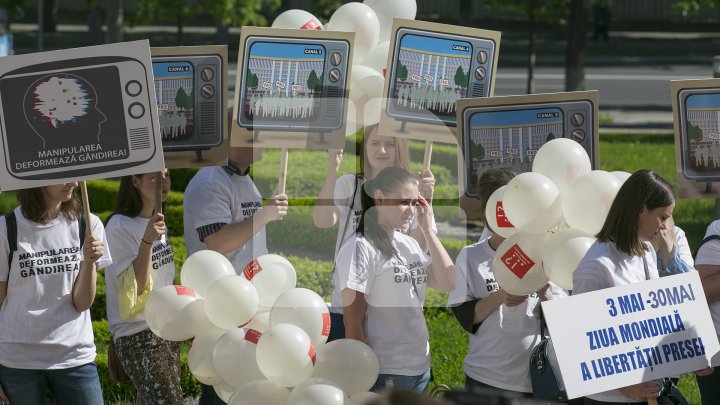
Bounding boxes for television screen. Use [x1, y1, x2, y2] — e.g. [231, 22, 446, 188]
[677, 89, 720, 180]
[153, 61, 195, 142]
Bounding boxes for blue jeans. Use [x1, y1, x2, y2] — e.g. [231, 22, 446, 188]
[371, 369, 431, 393]
[0, 362, 103, 405]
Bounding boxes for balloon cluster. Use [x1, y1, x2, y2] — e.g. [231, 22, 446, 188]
[271, 0, 418, 134]
[145, 251, 380, 405]
[486, 138, 631, 292]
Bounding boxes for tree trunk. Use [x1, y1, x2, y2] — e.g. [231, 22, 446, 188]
[176, 9, 183, 45]
[105, 0, 124, 44]
[527, 0, 537, 94]
[43, 0, 56, 32]
[565, 0, 587, 91]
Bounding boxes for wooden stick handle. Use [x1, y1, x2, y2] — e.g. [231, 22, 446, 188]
[423, 141, 433, 171]
[278, 148, 289, 195]
[647, 398, 658, 405]
[155, 172, 163, 215]
[80, 181, 92, 236]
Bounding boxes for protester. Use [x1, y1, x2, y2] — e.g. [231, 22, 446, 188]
[314, 125, 434, 341]
[338, 166, 454, 392]
[0, 183, 111, 404]
[105, 169, 183, 404]
[651, 216, 693, 276]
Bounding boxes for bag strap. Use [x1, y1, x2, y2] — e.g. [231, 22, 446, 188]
[641, 254, 650, 281]
[332, 176, 360, 276]
[4, 211, 16, 268]
[695, 234, 720, 257]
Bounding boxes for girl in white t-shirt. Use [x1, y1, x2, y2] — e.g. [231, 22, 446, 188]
[448, 168, 565, 396]
[337, 167, 455, 393]
[104, 169, 182, 405]
[314, 125, 435, 341]
[573, 169, 711, 405]
[0, 183, 110, 405]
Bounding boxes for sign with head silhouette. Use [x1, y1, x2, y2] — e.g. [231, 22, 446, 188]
[0, 40, 163, 190]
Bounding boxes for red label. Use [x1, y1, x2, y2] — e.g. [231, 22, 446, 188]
[244, 329, 262, 345]
[500, 244, 535, 279]
[382, 68, 386, 77]
[300, 19, 322, 30]
[495, 201, 514, 228]
[174, 285, 196, 297]
[308, 343, 316, 366]
[243, 259, 262, 280]
[321, 312, 331, 337]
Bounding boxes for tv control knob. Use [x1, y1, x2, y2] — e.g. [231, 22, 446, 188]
[474, 66, 486, 80]
[477, 51, 488, 64]
[201, 84, 215, 98]
[128, 102, 145, 119]
[330, 52, 342, 66]
[571, 129, 586, 142]
[125, 80, 142, 97]
[201, 68, 214, 82]
[329, 68, 341, 83]
[571, 113, 585, 126]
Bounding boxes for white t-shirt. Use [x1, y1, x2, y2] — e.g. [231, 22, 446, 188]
[674, 226, 694, 267]
[0, 207, 112, 369]
[448, 240, 565, 392]
[336, 231, 432, 376]
[572, 240, 660, 403]
[183, 167, 267, 272]
[105, 214, 176, 340]
[694, 220, 720, 334]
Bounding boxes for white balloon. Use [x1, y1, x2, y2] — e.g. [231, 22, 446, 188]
[271, 9, 324, 30]
[228, 380, 290, 405]
[180, 250, 236, 297]
[326, 3, 380, 64]
[213, 328, 266, 388]
[543, 228, 596, 290]
[270, 288, 331, 347]
[188, 327, 227, 385]
[311, 339, 379, 395]
[288, 378, 349, 405]
[483, 185, 518, 239]
[492, 232, 549, 296]
[532, 138, 592, 193]
[145, 285, 199, 341]
[562, 170, 622, 236]
[363, 41, 390, 75]
[611, 171, 632, 183]
[205, 275, 259, 329]
[364, 0, 417, 42]
[214, 382, 236, 403]
[347, 65, 384, 127]
[350, 391, 380, 405]
[256, 324, 316, 387]
[502, 172, 562, 234]
[242, 254, 296, 309]
[241, 310, 270, 333]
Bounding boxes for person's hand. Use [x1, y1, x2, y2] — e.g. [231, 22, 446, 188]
[142, 213, 166, 244]
[695, 366, 714, 376]
[536, 283, 554, 302]
[504, 293, 528, 307]
[328, 149, 343, 173]
[82, 235, 104, 264]
[416, 195, 433, 234]
[0, 382, 9, 404]
[621, 381, 662, 401]
[417, 169, 435, 201]
[265, 193, 289, 221]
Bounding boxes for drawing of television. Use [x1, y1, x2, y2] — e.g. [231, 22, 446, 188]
[236, 35, 350, 136]
[386, 27, 497, 129]
[152, 54, 223, 154]
[459, 97, 597, 198]
[676, 88, 720, 182]
[0, 55, 158, 180]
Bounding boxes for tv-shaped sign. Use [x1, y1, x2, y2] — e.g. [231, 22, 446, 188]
[380, 19, 501, 144]
[456, 91, 599, 216]
[231, 27, 354, 149]
[671, 79, 720, 198]
[152, 45, 228, 168]
[0, 40, 163, 190]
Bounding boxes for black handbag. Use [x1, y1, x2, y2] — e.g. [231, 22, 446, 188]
[656, 378, 688, 405]
[529, 316, 567, 402]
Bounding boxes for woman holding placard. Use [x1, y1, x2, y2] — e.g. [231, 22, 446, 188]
[314, 124, 435, 341]
[0, 183, 110, 405]
[104, 169, 183, 405]
[337, 166, 454, 392]
[448, 167, 565, 396]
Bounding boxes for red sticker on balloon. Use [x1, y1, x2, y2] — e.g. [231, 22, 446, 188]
[243, 259, 262, 280]
[308, 343, 317, 366]
[300, 19, 322, 30]
[321, 312, 331, 337]
[244, 329, 262, 345]
[174, 285, 196, 297]
[495, 201, 514, 228]
[501, 244, 535, 279]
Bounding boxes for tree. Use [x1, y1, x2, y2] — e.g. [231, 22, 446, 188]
[470, 141, 485, 160]
[396, 63, 408, 81]
[687, 123, 703, 142]
[565, 0, 587, 91]
[454, 65, 468, 88]
[246, 72, 259, 89]
[311, 0, 342, 23]
[307, 70, 322, 92]
[546, 132, 556, 142]
[175, 88, 192, 110]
